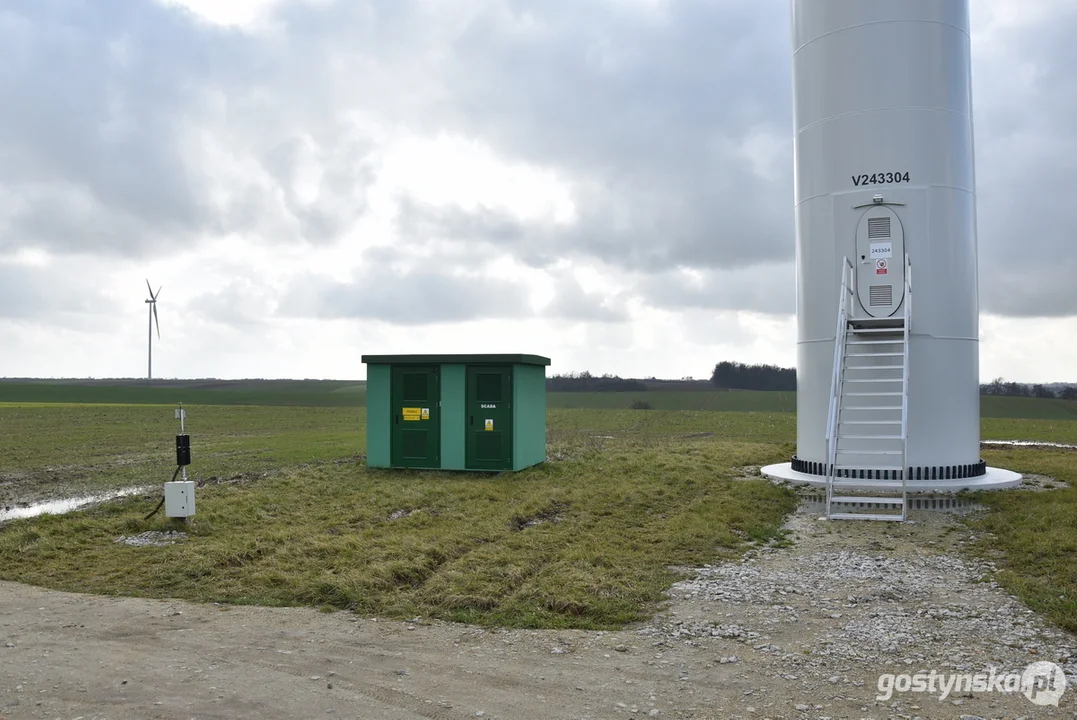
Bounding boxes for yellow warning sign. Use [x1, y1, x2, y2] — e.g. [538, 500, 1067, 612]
[484, 419, 494, 431]
[421, 408, 430, 420]
[402, 407, 421, 421]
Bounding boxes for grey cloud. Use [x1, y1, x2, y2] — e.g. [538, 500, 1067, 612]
[394, 197, 532, 253]
[393, 163, 791, 273]
[983, 265, 1077, 319]
[429, 0, 795, 271]
[276, 244, 630, 325]
[258, 128, 379, 244]
[0, 0, 234, 255]
[965, 2, 1077, 316]
[541, 274, 629, 322]
[386, 0, 1074, 315]
[4, 0, 1075, 323]
[0, 261, 121, 325]
[636, 264, 796, 316]
[185, 279, 275, 328]
[355, 0, 798, 290]
[278, 267, 532, 325]
[0, 0, 380, 257]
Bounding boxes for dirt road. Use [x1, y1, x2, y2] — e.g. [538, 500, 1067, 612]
[1, 503, 1074, 720]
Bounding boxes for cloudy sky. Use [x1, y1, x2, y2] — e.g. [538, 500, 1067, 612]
[1, 0, 1074, 382]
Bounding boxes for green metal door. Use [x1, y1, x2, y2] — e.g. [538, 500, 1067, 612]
[390, 366, 440, 468]
[466, 366, 513, 470]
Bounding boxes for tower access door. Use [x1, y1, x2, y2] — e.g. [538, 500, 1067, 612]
[855, 206, 906, 318]
[466, 366, 513, 471]
[390, 365, 440, 468]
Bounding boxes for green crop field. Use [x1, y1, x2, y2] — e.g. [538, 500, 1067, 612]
[3, 379, 1076, 420]
[0, 399, 1074, 632]
[550, 390, 1077, 419]
[979, 394, 1077, 420]
[0, 379, 366, 406]
[547, 389, 798, 412]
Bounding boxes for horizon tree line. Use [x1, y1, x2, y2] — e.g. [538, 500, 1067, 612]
[546, 365, 1075, 398]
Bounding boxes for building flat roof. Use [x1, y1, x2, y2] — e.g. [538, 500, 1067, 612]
[361, 354, 551, 367]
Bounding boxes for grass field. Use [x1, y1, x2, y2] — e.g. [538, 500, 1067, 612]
[0, 399, 1074, 632]
[3, 379, 1076, 419]
[967, 446, 1077, 632]
[0, 405, 796, 629]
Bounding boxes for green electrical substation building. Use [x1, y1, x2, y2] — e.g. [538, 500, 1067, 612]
[361, 354, 551, 472]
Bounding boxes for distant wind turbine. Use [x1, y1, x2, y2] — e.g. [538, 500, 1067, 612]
[145, 280, 161, 381]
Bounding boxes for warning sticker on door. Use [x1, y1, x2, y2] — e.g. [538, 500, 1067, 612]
[876, 259, 888, 275]
[870, 241, 893, 259]
[402, 407, 421, 421]
[484, 419, 494, 431]
[421, 408, 430, 420]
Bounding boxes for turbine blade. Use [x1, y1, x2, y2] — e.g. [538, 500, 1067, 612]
[155, 285, 162, 300]
[153, 303, 160, 339]
[146, 278, 154, 298]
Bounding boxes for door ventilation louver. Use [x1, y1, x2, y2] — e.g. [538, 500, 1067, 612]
[868, 217, 891, 239]
[869, 284, 893, 307]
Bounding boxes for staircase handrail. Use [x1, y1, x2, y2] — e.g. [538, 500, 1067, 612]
[900, 253, 912, 519]
[825, 257, 855, 510]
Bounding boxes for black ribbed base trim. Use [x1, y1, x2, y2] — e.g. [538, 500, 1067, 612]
[790, 456, 987, 481]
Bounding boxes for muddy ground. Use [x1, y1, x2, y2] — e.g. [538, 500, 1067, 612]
[1, 496, 1074, 720]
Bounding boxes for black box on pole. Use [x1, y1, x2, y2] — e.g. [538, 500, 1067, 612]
[176, 434, 191, 466]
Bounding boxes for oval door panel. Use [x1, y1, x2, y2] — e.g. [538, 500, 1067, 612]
[855, 206, 905, 318]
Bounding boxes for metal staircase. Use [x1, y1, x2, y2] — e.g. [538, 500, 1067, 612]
[824, 255, 912, 521]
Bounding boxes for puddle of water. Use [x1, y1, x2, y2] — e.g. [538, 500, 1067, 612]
[982, 440, 1077, 450]
[0, 486, 150, 523]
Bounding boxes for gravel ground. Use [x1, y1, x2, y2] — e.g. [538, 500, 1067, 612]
[1, 500, 1074, 719]
[640, 505, 1075, 718]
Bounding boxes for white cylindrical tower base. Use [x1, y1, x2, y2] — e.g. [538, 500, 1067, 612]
[791, 0, 987, 482]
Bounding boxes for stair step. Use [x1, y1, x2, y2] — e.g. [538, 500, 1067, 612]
[827, 512, 905, 522]
[833, 465, 904, 471]
[830, 496, 905, 505]
[847, 318, 905, 328]
[844, 365, 904, 370]
[831, 483, 906, 490]
[840, 420, 902, 425]
[846, 339, 905, 345]
[844, 392, 903, 396]
[849, 328, 905, 334]
[843, 378, 902, 383]
[840, 406, 902, 411]
[846, 352, 904, 358]
[838, 434, 904, 440]
[836, 449, 903, 456]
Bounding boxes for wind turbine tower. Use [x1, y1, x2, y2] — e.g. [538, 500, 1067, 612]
[145, 280, 161, 381]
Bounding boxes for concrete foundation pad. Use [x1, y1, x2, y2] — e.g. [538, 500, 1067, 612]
[760, 462, 1022, 493]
